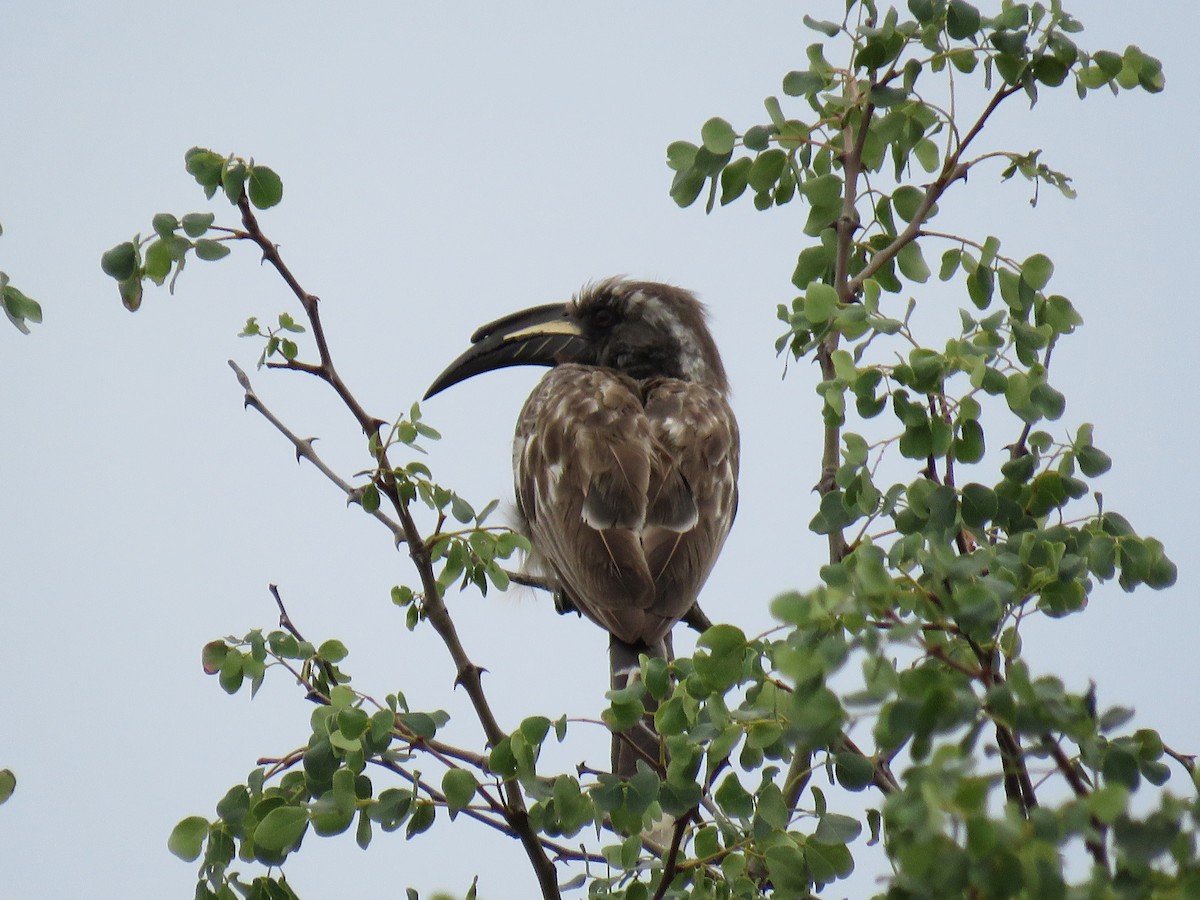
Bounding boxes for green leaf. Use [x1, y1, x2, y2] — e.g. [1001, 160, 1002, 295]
[946, 0, 981, 41]
[719, 156, 751, 205]
[1034, 55, 1069, 87]
[695, 624, 747, 692]
[670, 168, 705, 208]
[714, 773, 755, 819]
[0, 769, 13, 805]
[913, 138, 940, 173]
[248, 166, 284, 209]
[201, 640, 228, 674]
[1022, 253, 1054, 290]
[222, 162, 247, 203]
[406, 801, 436, 839]
[144, 240, 173, 285]
[967, 264, 994, 309]
[813, 812, 862, 845]
[151, 213, 179, 239]
[782, 70, 825, 97]
[255, 806, 308, 853]
[181, 212, 215, 237]
[792, 244, 831, 290]
[185, 147, 224, 188]
[700, 117, 736, 155]
[833, 753, 875, 791]
[899, 421, 932, 459]
[749, 149, 788, 192]
[802, 14, 839, 37]
[960, 483, 996, 527]
[118, 276, 143, 312]
[892, 185, 925, 222]
[868, 84, 907, 107]
[764, 843, 810, 896]
[809, 489, 856, 533]
[168, 816, 209, 861]
[441, 769, 478, 818]
[743, 125, 772, 151]
[318, 639, 348, 663]
[1031, 382, 1066, 420]
[101, 242, 138, 281]
[515, 716, 549, 748]
[3, 284, 42, 331]
[955, 419, 985, 464]
[195, 239, 231, 261]
[1089, 785, 1129, 824]
[804, 282, 839, 323]
[666, 140, 698, 172]
[896, 241, 931, 283]
[218, 649, 244, 694]
[397, 711, 438, 740]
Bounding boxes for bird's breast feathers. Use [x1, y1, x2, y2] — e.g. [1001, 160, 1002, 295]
[513, 364, 739, 644]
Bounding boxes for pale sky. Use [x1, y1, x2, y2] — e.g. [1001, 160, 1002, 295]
[1, 3, 1195, 898]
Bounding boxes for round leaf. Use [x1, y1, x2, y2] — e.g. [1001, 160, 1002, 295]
[441, 768, 478, 817]
[167, 816, 209, 861]
[1022, 253, 1054, 290]
[195, 239, 231, 261]
[101, 242, 138, 281]
[181, 212, 215, 237]
[700, 117, 736, 155]
[897, 241, 931, 283]
[254, 805, 309, 852]
[248, 165, 284, 209]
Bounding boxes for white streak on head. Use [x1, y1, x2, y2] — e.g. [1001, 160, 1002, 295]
[625, 288, 714, 385]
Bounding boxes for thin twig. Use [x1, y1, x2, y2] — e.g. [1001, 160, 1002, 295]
[228, 360, 407, 545]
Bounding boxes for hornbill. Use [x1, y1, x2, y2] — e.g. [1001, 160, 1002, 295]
[424, 278, 739, 777]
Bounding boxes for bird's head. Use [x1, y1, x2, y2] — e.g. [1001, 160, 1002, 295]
[424, 278, 728, 399]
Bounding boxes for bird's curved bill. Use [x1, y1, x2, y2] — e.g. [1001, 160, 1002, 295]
[424, 302, 584, 399]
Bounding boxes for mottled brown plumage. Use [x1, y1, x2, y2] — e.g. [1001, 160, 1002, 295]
[426, 279, 739, 776]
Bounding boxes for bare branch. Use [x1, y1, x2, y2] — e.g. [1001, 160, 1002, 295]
[1164, 744, 1197, 776]
[229, 360, 407, 544]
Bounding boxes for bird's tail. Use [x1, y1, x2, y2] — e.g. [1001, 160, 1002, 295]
[609, 634, 670, 778]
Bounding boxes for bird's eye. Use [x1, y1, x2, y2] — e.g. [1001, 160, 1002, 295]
[590, 307, 616, 330]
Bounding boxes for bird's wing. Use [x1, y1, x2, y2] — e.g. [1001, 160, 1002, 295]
[639, 379, 740, 641]
[514, 364, 659, 644]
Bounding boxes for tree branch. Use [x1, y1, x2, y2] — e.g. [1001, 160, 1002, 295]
[231, 197, 561, 899]
[229, 361, 407, 544]
[1040, 733, 1109, 869]
[845, 82, 1023, 300]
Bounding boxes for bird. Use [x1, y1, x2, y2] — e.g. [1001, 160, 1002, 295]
[424, 278, 739, 777]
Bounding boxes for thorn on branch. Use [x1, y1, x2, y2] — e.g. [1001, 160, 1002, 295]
[268, 583, 340, 690]
[268, 583, 304, 639]
[454, 662, 489, 691]
[1164, 744, 1197, 775]
[296, 437, 318, 464]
